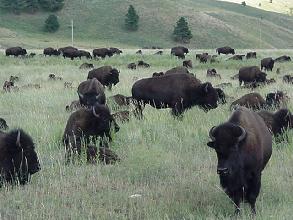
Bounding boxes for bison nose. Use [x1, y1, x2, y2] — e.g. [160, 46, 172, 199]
[217, 167, 229, 175]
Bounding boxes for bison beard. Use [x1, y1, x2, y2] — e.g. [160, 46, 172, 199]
[207, 107, 272, 215]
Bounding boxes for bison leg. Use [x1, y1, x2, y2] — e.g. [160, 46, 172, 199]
[171, 102, 185, 117]
[133, 100, 145, 119]
[246, 176, 261, 215]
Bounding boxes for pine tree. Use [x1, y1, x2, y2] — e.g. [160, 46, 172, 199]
[125, 5, 139, 31]
[44, 14, 60, 32]
[172, 17, 193, 43]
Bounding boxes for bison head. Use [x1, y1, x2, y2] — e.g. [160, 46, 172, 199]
[2, 129, 40, 185]
[78, 92, 104, 107]
[256, 71, 267, 82]
[207, 123, 246, 177]
[109, 69, 120, 85]
[272, 109, 293, 135]
[198, 82, 218, 111]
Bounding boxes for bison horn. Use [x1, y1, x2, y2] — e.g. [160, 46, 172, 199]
[237, 126, 246, 142]
[92, 106, 100, 118]
[78, 92, 84, 99]
[209, 126, 216, 141]
[96, 94, 101, 99]
[16, 130, 21, 147]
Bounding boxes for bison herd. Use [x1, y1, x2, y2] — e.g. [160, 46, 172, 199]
[1, 45, 293, 216]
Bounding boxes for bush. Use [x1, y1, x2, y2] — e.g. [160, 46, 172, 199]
[44, 14, 60, 33]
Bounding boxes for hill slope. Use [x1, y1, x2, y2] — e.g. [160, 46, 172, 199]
[0, 0, 293, 49]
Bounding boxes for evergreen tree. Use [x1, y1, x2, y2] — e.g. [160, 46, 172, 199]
[172, 17, 192, 43]
[125, 5, 139, 31]
[44, 14, 60, 32]
[39, 0, 64, 12]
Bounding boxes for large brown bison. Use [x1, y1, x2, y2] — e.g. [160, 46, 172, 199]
[216, 46, 235, 55]
[0, 129, 41, 186]
[77, 50, 92, 59]
[93, 48, 113, 58]
[43, 47, 60, 56]
[207, 107, 272, 215]
[109, 47, 122, 55]
[87, 66, 120, 89]
[238, 66, 267, 86]
[274, 55, 291, 63]
[77, 78, 105, 107]
[62, 104, 119, 163]
[230, 93, 266, 111]
[131, 73, 218, 117]
[261, 57, 274, 71]
[246, 52, 257, 59]
[257, 109, 293, 138]
[62, 47, 79, 60]
[5, 47, 27, 57]
[171, 46, 189, 59]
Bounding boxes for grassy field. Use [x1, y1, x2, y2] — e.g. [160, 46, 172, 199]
[0, 0, 293, 49]
[0, 49, 292, 219]
[218, 0, 293, 14]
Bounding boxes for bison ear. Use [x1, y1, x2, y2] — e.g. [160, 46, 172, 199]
[207, 141, 215, 149]
[202, 82, 212, 93]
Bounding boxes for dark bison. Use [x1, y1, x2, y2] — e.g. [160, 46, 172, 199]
[109, 47, 122, 55]
[62, 48, 79, 60]
[283, 75, 293, 84]
[261, 57, 274, 71]
[154, 51, 163, 55]
[238, 66, 267, 86]
[216, 46, 235, 55]
[77, 78, 106, 107]
[48, 74, 62, 81]
[183, 60, 192, 68]
[3, 81, 14, 92]
[265, 91, 288, 108]
[0, 118, 8, 130]
[136, 50, 142, 55]
[230, 93, 266, 111]
[152, 72, 164, 77]
[165, 66, 189, 75]
[62, 104, 119, 163]
[79, 63, 94, 69]
[207, 107, 272, 214]
[137, 60, 150, 68]
[43, 47, 60, 56]
[5, 47, 27, 57]
[87, 66, 120, 89]
[171, 46, 189, 59]
[199, 54, 211, 63]
[93, 48, 113, 59]
[274, 55, 291, 63]
[127, 63, 137, 70]
[86, 145, 120, 165]
[0, 129, 41, 186]
[207, 69, 221, 79]
[58, 46, 77, 54]
[77, 50, 92, 59]
[108, 94, 132, 107]
[257, 109, 293, 138]
[227, 55, 245, 61]
[131, 73, 218, 117]
[246, 52, 257, 59]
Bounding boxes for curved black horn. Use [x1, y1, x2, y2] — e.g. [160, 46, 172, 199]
[209, 126, 216, 141]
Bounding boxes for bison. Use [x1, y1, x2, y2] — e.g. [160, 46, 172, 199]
[171, 46, 189, 59]
[207, 69, 221, 79]
[137, 60, 150, 68]
[131, 73, 218, 117]
[261, 57, 274, 71]
[127, 63, 137, 70]
[246, 52, 257, 59]
[79, 63, 94, 69]
[77, 50, 92, 59]
[238, 66, 267, 86]
[274, 55, 291, 63]
[109, 47, 122, 55]
[257, 109, 293, 138]
[3, 81, 14, 92]
[265, 91, 288, 108]
[183, 60, 192, 68]
[62, 104, 119, 163]
[207, 107, 272, 215]
[0, 118, 8, 130]
[136, 50, 142, 55]
[86, 145, 120, 165]
[5, 47, 27, 57]
[77, 78, 106, 107]
[43, 47, 60, 56]
[165, 66, 189, 75]
[227, 55, 245, 61]
[87, 66, 120, 89]
[216, 46, 235, 55]
[0, 129, 41, 186]
[58, 46, 77, 54]
[230, 93, 266, 111]
[93, 48, 113, 59]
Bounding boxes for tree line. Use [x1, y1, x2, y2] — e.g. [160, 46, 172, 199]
[0, 0, 64, 14]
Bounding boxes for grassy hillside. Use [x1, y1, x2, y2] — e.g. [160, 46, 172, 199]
[0, 50, 292, 219]
[219, 0, 293, 15]
[0, 0, 293, 49]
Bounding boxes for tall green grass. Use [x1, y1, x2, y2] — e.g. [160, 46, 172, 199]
[0, 49, 292, 219]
